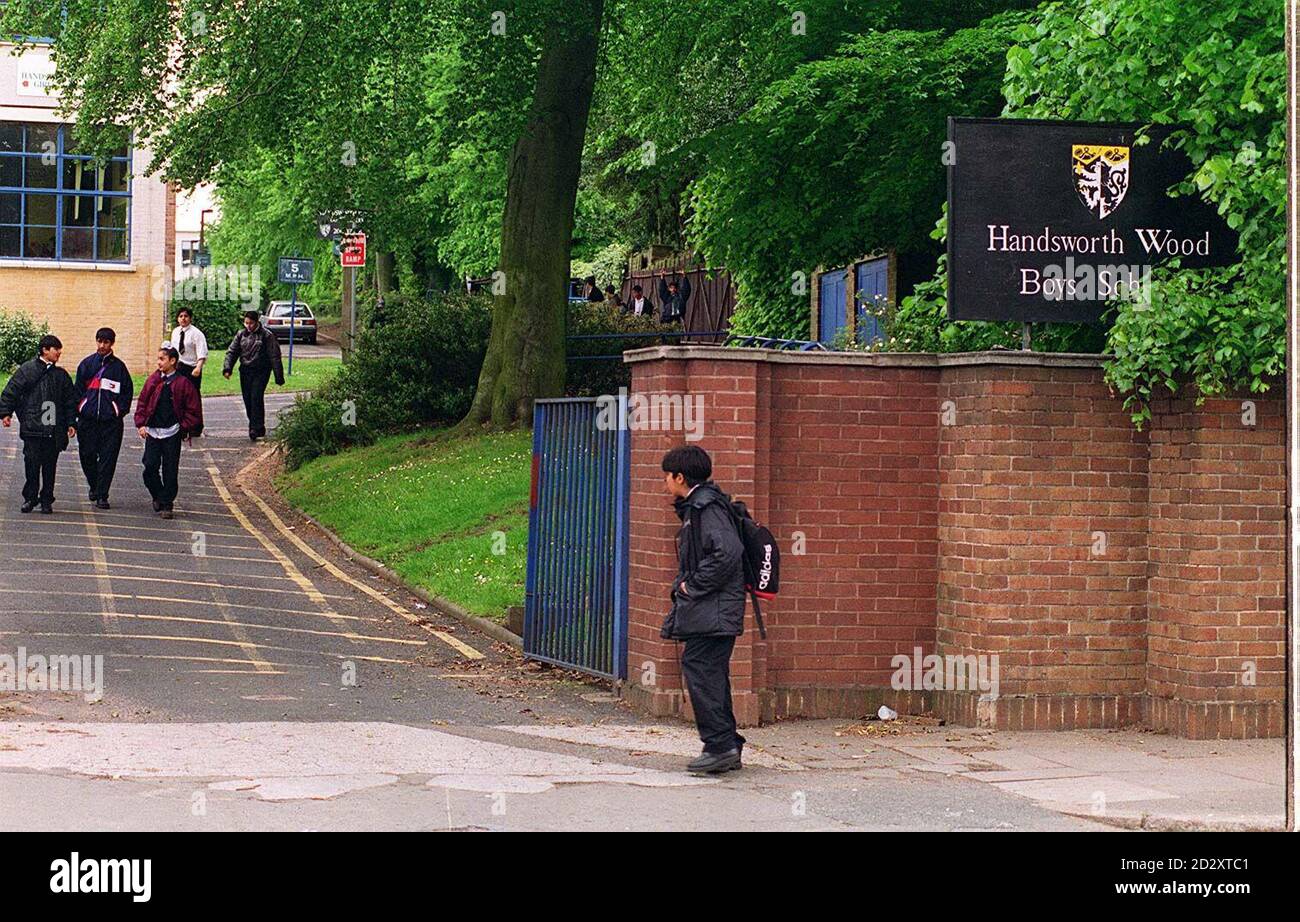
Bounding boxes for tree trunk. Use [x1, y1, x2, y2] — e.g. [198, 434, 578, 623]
[461, 0, 604, 429]
[375, 251, 397, 295]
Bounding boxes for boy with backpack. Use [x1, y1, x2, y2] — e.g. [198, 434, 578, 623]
[660, 445, 779, 775]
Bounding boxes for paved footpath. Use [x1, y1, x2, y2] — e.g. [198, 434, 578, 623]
[0, 394, 1272, 831]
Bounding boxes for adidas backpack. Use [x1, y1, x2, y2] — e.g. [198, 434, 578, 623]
[689, 494, 780, 639]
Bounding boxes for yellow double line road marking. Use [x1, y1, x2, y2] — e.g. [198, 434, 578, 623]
[206, 464, 356, 636]
[232, 461, 483, 660]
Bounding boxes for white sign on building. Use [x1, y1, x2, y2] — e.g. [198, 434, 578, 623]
[16, 58, 56, 98]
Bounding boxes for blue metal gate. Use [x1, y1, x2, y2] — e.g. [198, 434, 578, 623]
[524, 398, 630, 679]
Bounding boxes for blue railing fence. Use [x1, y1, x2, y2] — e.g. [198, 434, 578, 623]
[523, 398, 631, 679]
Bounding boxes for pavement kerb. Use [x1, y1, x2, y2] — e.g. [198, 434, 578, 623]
[1056, 810, 1284, 833]
[290, 508, 525, 651]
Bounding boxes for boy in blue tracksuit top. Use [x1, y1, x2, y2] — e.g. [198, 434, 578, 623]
[74, 328, 134, 509]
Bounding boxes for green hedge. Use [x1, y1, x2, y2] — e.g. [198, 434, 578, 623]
[0, 309, 49, 373]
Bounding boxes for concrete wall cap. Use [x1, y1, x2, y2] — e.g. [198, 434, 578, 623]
[622, 345, 1107, 369]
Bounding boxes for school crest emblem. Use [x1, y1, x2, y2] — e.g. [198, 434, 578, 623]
[1071, 144, 1130, 219]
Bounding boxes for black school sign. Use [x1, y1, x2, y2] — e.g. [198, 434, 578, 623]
[946, 118, 1238, 323]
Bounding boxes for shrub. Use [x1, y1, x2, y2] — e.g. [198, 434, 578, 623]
[0, 309, 49, 372]
[565, 300, 679, 397]
[274, 392, 377, 472]
[275, 290, 491, 469]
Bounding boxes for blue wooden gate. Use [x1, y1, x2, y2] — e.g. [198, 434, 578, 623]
[524, 398, 630, 679]
[855, 257, 889, 345]
[817, 269, 848, 342]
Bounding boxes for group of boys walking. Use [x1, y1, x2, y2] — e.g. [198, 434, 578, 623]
[0, 308, 284, 519]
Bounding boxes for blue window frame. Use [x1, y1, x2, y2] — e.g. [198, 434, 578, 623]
[0, 121, 131, 263]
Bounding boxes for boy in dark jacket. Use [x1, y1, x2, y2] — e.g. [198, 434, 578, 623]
[222, 310, 285, 441]
[0, 335, 78, 514]
[74, 328, 134, 509]
[657, 274, 691, 326]
[661, 445, 747, 774]
[135, 346, 203, 520]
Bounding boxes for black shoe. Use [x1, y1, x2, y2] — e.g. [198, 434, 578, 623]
[249, 432, 260, 442]
[152, 500, 163, 513]
[159, 509, 174, 520]
[95, 498, 111, 510]
[39, 504, 53, 515]
[687, 749, 742, 775]
[88, 490, 98, 503]
[20, 501, 36, 514]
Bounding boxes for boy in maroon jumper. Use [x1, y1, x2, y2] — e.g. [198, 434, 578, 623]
[134, 346, 203, 520]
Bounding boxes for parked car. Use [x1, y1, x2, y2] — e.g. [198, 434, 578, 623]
[261, 301, 318, 344]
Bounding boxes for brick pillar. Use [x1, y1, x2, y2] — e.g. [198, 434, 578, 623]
[1146, 396, 1285, 738]
[622, 355, 767, 727]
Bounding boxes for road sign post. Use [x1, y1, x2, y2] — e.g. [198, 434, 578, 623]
[340, 235, 366, 361]
[277, 257, 314, 377]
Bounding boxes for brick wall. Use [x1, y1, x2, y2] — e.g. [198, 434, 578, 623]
[622, 347, 1285, 739]
[1145, 396, 1286, 738]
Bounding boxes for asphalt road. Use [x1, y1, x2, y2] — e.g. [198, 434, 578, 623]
[0, 392, 1107, 831]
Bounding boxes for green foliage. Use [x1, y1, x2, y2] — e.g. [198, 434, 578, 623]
[571, 243, 631, 292]
[274, 391, 377, 473]
[565, 300, 679, 397]
[204, 153, 341, 307]
[0, 309, 49, 372]
[685, 13, 1027, 339]
[275, 290, 491, 468]
[876, 0, 1283, 423]
[1008, 0, 1285, 423]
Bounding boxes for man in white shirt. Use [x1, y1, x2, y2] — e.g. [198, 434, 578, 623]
[628, 284, 652, 318]
[170, 307, 209, 394]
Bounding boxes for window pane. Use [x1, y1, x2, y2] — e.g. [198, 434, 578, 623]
[0, 157, 20, 187]
[24, 124, 56, 155]
[0, 225, 19, 258]
[96, 228, 127, 261]
[25, 193, 56, 225]
[24, 156, 56, 189]
[61, 226, 93, 260]
[24, 192, 56, 224]
[63, 195, 95, 228]
[24, 224, 56, 259]
[103, 160, 130, 192]
[61, 159, 96, 191]
[0, 193, 18, 224]
[98, 195, 129, 230]
[0, 124, 21, 154]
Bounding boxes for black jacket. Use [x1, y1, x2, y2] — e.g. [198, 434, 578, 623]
[664, 482, 745, 638]
[223, 324, 285, 385]
[658, 275, 692, 323]
[0, 357, 79, 447]
[74, 352, 134, 423]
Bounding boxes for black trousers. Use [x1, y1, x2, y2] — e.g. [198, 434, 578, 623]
[142, 433, 183, 508]
[239, 366, 272, 436]
[680, 634, 744, 754]
[179, 362, 203, 394]
[78, 417, 124, 500]
[21, 436, 58, 506]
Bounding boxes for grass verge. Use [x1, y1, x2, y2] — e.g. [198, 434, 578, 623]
[276, 428, 531, 622]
